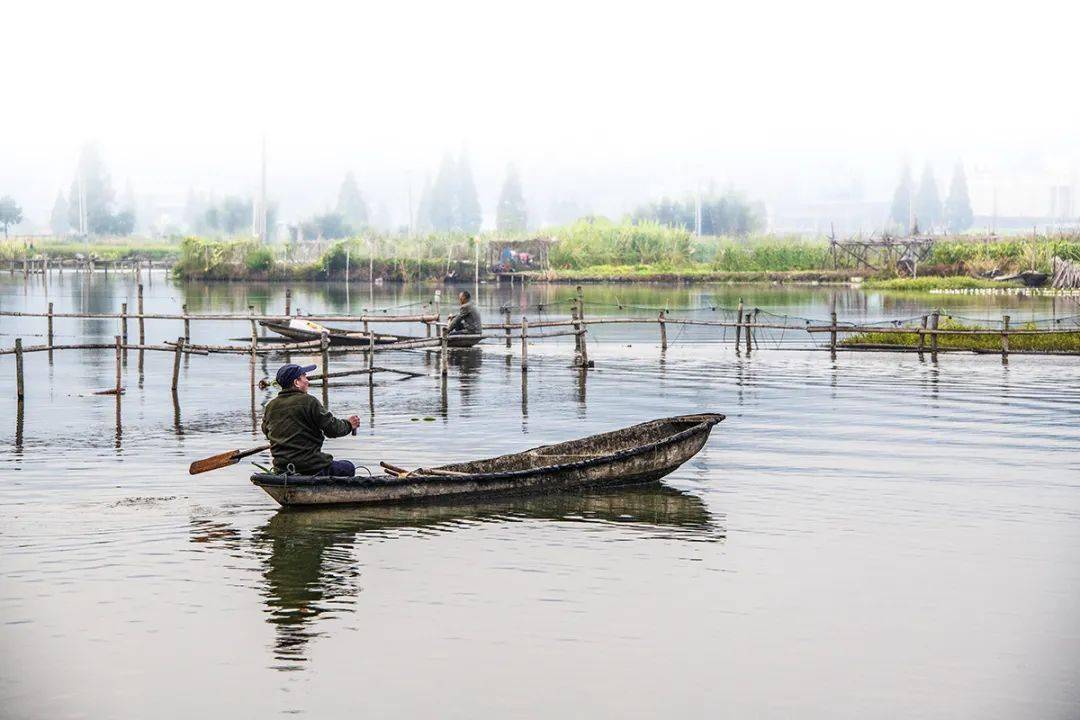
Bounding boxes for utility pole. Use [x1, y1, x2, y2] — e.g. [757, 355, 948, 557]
[258, 135, 268, 242]
[78, 171, 88, 246]
[695, 181, 702, 236]
[407, 170, 414, 237]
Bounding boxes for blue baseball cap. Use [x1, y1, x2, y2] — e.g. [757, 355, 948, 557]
[276, 363, 317, 387]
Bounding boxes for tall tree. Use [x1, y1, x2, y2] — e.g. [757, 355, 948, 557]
[0, 197, 22, 238]
[496, 163, 527, 232]
[944, 161, 973, 234]
[219, 196, 252, 234]
[414, 176, 433, 233]
[456, 151, 482, 234]
[335, 172, 369, 229]
[50, 191, 70, 235]
[914, 165, 942, 232]
[67, 142, 117, 234]
[889, 164, 914, 233]
[430, 154, 458, 232]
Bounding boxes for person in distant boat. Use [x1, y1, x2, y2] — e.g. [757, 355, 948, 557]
[261, 363, 359, 477]
[446, 290, 482, 335]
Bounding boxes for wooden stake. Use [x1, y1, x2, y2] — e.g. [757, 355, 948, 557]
[1002, 315, 1010, 361]
[249, 305, 257, 358]
[745, 312, 753, 355]
[571, 299, 580, 353]
[14, 338, 24, 400]
[504, 307, 512, 348]
[285, 288, 292, 316]
[182, 304, 190, 343]
[321, 333, 330, 407]
[114, 335, 122, 394]
[829, 311, 837, 357]
[930, 311, 940, 359]
[735, 300, 744, 351]
[121, 302, 129, 344]
[583, 319, 591, 367]
[171, 337, 184, 391]
[47, 302, 54, 347]
[441, 326, 449, 376]
[520, 316, 528, 372]
[137, 284, 145, 345]
[659, 311, 667, 350]
[368, 332, 375, 371]
[917, 315, 927, 356]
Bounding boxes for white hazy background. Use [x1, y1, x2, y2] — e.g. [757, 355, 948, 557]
[3, 0, 1078, 228]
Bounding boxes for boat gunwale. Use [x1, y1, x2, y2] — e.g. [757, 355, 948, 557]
[250, 413, 723, 490]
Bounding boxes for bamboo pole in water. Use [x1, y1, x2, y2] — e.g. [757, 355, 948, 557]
[735, 300, 744, 352]
[930, 311, 940, 359]
[441, 326, 449, 376]
[47, 302, 54, 347]
[1002, 315, 1010, 362]
[659, 311, 667, 351]
[15, 338, 24, 400]
[249, 306, 258, 361]
[521, 316, 528, 372]
[745, 312, 753, 355]
[171, 337, 184, 391]
[114, 335, 122, 394]
[830, 312, 837, 357]
[321, 333, 330, 407]
[917, 315, 927, 356]
[137, 284, 145, 345]
[182, 304, 190, 343]
[504, 307, 512, 348]
[284, 288, 292, 316]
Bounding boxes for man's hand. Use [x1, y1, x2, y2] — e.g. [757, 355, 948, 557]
[348, 415, 360, 430]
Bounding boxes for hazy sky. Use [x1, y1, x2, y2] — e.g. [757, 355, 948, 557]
[5, 0, 1078, 229]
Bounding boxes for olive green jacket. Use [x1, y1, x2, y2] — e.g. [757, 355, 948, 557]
[447, 301, 482, 334]
[261, 387, 352, 474]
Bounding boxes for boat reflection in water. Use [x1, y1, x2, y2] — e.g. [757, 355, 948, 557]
[251, 484, 721, 669]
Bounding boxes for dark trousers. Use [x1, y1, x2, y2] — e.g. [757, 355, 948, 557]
[319, 460, 356, 477]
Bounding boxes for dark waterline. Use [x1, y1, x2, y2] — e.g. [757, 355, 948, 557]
[1, 272, 1078, 719]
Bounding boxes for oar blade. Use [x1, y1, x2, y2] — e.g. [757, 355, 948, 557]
[189, 450, 240, 475]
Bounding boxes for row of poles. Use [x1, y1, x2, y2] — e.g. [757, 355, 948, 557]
[8, 284, 1079, 407]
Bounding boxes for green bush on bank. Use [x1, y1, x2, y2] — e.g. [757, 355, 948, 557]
[861, 276, 1015, 291]
[0, 238, 179, 262]
[842, 318, 1080, 352]
[163, 228, 1080, 282]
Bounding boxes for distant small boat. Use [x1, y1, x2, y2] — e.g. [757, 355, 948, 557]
[259, 320, 482, 348]
[993, 271, 1048, 287]
[251, 414, 724, 507]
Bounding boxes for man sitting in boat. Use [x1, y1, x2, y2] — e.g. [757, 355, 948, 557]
[262, 363, 360, 477]
[446, 290, 482, 335]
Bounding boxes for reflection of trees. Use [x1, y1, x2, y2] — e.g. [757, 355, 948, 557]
[249, 485, 719, 668]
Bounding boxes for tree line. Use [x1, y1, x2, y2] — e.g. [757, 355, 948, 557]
[889, 161, 973, 234]
[631, 191, 765, 236]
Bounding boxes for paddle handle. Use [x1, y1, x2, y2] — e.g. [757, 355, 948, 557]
[189, 444, 270, 475]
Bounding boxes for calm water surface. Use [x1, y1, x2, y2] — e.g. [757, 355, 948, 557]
[1, 272, 1078, 718]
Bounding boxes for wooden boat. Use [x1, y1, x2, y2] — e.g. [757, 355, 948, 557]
[250, 413, 723, 507]
[993, 270, 1049, 287]
[259, 320, 483, 348]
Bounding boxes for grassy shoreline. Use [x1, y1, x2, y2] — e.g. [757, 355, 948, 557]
[6, 228, 1079, 289]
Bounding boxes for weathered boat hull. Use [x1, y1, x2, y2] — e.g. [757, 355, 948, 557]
[259, 321, 482, 348]
[251, 413, 723, 507]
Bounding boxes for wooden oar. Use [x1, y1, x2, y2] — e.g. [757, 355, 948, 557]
[190, 417, 356, 475]
[189, 444, 270, 475]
